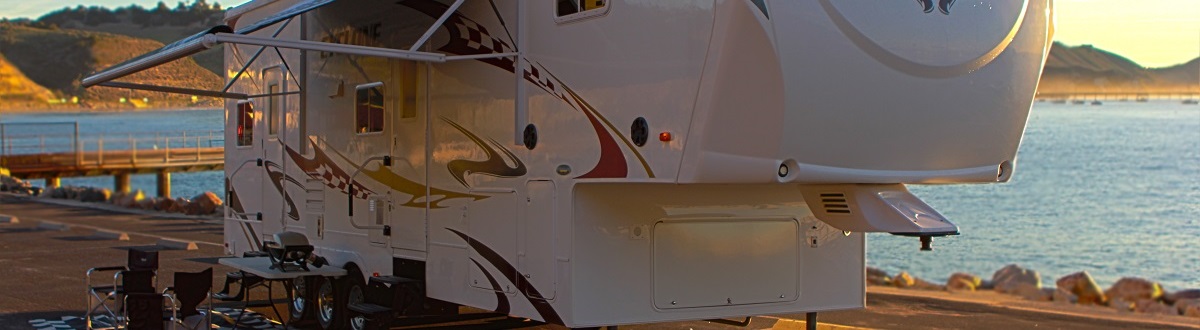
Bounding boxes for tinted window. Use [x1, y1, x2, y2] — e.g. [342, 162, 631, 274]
[236, 102, 254, 146]
[356, 84, 384, 134]
[557, 0, 605, 17]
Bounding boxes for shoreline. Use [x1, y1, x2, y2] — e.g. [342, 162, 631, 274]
[0, 105, 220, 114]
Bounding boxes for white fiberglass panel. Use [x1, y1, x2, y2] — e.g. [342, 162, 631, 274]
[652, 218, 798, 309]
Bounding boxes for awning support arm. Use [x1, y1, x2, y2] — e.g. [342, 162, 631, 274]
[223, 17, 296, 93]
[409, 0, 465, 52]
[98, 81, 249, 99]
[206, 33, 446, 62]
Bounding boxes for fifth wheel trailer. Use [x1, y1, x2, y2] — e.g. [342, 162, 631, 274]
[82, 0, 1053, 328]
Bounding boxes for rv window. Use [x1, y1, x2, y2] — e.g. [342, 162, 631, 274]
[557, 0, 606, 17]
[236, 102, 254, 146]
[268, 83, 280, 136]
[355, 84, 384, 134]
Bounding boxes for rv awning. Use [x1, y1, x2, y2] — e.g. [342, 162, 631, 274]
[80, 0, 508, 99]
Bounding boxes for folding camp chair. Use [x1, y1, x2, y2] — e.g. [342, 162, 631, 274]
[86, 249, 159, 329]
[164, 268, 214, 330]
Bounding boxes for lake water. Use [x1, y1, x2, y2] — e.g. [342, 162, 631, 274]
[2, 102, 1197, 290]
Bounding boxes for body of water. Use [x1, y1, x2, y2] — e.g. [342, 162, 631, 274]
[3, 102, 1197, 290]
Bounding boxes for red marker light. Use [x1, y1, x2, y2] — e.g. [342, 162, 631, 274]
[659, 132, 672, 142]
[372, 272, 380, 277]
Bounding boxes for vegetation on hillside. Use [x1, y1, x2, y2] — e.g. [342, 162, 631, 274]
[0, 23, 221, 110]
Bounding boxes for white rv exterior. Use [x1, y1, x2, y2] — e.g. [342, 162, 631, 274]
[85, 0, 1053, 328]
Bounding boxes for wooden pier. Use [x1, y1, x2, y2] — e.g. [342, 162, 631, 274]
[0, 122, 223, 198]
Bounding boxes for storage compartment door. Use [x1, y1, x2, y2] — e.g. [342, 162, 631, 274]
[653, 218, 799, 309]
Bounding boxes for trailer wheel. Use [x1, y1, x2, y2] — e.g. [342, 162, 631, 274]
[317, 268, 366, 330]
[289, 275, 317, 323]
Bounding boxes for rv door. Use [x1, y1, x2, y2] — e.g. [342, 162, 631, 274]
[261, 66, 288, 232]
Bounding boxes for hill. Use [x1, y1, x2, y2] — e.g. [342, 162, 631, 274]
[1039, 42, 1199, 95]
[0, 53, 59, 110]
[0, 23, 221, 110]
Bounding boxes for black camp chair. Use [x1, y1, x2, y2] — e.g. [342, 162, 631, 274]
[164, 267, 214, 330]
[123, 292, 166, 330]
[85, 249, 159, 329]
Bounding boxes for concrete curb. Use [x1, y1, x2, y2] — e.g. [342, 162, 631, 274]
[0, 214, 18, 224]
[91, 229, 131, 241]
[156, 238, 199, 250]
[36, 221, 70, 231]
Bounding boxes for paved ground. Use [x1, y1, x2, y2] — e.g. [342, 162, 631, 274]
[1, 193, 1197, 330]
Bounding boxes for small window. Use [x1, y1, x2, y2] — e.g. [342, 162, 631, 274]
[236, 101, 255, 146]
[557, 0, 607, 17]
[268, 83, 280, 136]
[355, 83, 384, 134]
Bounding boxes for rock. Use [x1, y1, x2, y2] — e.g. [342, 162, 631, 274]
[947, 273, 982, 291]
[79, 188, 112, 203]
[1056, 271, 1107, 305]
[212, 204, 226, 216]
[866, 267, 891, 286]
[1053, 288, 1078, 305]
[1104, 277, 1164, 303]
[170, 197, 189, 213]
[1134, 299, 1178, 315]
[1109, 298, 1133, 313]
[892, 271, 915, 288]
[1011, 283, 1052, 301]
[1175, 298, 1200, 316]
[1165, 289, 1200, 305]
[116, 190, 146, 208]
[991, 264, 1041, 294]
[137, 198, 156, 210]
[911, 277, 945, 291]
[188, 192, 223, 215]
[156, 198, 177, 211]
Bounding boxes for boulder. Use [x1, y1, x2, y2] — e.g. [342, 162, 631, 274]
[1052, 288, 1077, 305]
[1104, 277, 1164, 303]
[991, 264, 1041, 294]
[170, 197, 190, 213]
[156, 198, 177, 212]
[116, 190, 146, 208]
[188, 192, 223, 215]
[79, 188, 112, 203]
[1134, 299, 1178, 316]
[866, 267, 891, 286]
[947, 273, 982, 291]
[1056, 271, 1107, 305]
[910, 277, 945, 291]
[137, 198, 156, 210]
[892, 271, 915, 288]
[1175, 298, 1200, 316]
[1011, 283, 1052, 301]
[1165, 289, 1200, 305]
[1109, 298, 1133, 312]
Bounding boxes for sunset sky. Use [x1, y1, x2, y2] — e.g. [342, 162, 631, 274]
[0, 0, 1197, 68]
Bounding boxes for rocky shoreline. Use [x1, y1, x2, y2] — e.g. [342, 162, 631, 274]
[1, 170, 223, 217]
[869, 264, 1200, 319]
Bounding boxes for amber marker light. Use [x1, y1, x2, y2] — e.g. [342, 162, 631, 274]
[659, 132, 672, 142]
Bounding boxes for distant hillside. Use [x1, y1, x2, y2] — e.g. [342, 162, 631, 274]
[0, 23, 221, 110]
[32, 1, 224, 75]
[0, 53, 59, 110]
[1039, 42, 1199, 95]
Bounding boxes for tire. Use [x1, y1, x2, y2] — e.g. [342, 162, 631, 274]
[289, 275, 317, 323]
[318, 267, 366, 330]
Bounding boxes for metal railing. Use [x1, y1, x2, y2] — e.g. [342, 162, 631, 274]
[0, 122, 224, 169]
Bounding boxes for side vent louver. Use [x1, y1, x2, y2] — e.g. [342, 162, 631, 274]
[819, 192, 851, 214]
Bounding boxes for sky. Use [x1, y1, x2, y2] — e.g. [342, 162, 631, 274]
[0, 0, 1197, 68]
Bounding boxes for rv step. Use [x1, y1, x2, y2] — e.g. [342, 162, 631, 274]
[348, 302, 392, 315]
